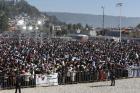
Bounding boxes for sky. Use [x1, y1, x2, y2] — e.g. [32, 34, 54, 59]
[27, 0, 140, 17]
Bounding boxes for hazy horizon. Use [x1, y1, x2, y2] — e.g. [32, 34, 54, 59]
[27, 0, 140, 17]
[46, 11, 140, 18]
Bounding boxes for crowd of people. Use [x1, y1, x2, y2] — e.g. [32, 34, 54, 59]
[0, 34, 140, 87]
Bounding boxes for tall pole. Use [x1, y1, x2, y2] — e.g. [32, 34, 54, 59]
[117, 3, 123, 42]
[117, 3, 123, 64]
[101, 6, 105, 31]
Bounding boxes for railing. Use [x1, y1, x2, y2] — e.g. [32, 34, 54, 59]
[58, 71, 97, 85]
[0, 75, 36, 89]
[0, 68, 139, 90]
[58, 68, 128, 85]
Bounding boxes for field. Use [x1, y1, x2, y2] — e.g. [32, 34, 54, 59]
[1, 78, 140, 93]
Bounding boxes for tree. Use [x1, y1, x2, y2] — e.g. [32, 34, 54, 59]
[99, 29, 109, 36]
[85, 24, 90, 29]
[0, 11, 9, 32]
[67, 24, 73, 30]
[136, 24, 140, 29]
[77, 23, 82, 29]
[73, 24, 77, 30]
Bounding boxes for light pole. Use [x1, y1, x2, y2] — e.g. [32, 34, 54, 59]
[117, 2, 123, 64]
[51, 24, 55, 37]
[17, 19, 25, 45]
[36, 20, 43, 46]
[35, 25, 39, 45]
[101, 6, 105, 31]
[27, 25, 33, 45]
[117, 3, 123, 42]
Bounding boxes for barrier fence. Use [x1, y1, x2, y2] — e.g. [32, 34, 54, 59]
[0, 67, 140, 90]
[0, 74, 36, 89]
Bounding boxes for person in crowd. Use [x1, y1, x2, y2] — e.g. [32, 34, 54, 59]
[0, 33, 139, 87]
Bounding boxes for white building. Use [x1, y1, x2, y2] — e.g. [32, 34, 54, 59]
[52, 25, 62, 31]
[89, 27, 97, 36]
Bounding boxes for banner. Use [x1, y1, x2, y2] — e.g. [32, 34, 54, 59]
[36, 73, 58, 86]
[127, 67, 140, 78]
[36, 74, 48, 86]
[47, 73, 58, 86]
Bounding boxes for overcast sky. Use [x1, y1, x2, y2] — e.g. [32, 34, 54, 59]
[27, 0, 140, 17]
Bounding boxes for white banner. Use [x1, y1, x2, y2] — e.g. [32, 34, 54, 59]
[36, 73, 58, 86]
[47, 73, 58, 86]
[127, 67, 140, 78]
[36, 74, 48, 86]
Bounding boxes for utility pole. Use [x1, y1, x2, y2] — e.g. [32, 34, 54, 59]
[117, 2, 123, 64]
[117, 3, 123, 42]
[101, 6, 105, 31]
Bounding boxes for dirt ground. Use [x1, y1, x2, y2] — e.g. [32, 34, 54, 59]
[1, 78, 140, 93]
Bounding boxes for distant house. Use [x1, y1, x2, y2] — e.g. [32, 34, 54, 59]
[104, 27, 135, 37]
[89, 27, 97, 36]
[52, 25, 62, 31]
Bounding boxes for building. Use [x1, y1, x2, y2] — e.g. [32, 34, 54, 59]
[89, 28, 97, 36]
[5, 0, 23, 5]
[52, 25, 62, 31]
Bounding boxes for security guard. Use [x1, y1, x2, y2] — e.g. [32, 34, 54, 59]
[110, 66, 116, 86]
[15, 72, 21, 93]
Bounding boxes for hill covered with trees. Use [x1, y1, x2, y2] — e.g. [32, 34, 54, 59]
[0, 0, 63, 32]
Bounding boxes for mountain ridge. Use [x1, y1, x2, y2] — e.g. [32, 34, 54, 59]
[47, 12, 140, 27]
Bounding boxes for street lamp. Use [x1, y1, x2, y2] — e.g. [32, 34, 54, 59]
[28, 26, 33, 31]
[17, 19, 24, 26]
[17, 19, 25, 45]
[22, 26, 27, 30]
[116, 3, 123, 42]
[35, 26, 39, 30]
[36, 20, 43, 46]
[37, 20, 42, 25]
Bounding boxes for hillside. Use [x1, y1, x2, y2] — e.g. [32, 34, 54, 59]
[47, 12, 140, 27]
[0, 0, 63, 32]
[0, 0, 40, 17]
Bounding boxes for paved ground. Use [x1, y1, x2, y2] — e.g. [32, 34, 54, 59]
[1, 78, 140, 93]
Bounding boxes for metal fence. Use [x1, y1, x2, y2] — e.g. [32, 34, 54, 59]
[58, 68, 128, 85]
[0, 75, 36, 89]
[0, 68, 129, 90]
